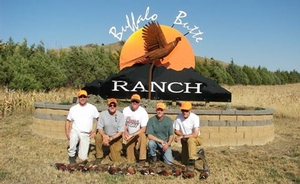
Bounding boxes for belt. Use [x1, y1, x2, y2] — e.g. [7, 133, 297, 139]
[80, 131, 90, 134]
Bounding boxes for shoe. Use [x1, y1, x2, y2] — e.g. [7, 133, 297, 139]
[136, 160, 146, 168]
[149, 156, 157, 164]
[95, 157, 103, 164]
[137, 160, 146, 167]
[69, 156, 76, 164]
[197, 148, 205, 157]
[188, 159, 195, 166]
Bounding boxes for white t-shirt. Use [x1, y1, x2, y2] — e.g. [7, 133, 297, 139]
[173, 112, 200, 135]
[123, 106, 149, 134]
[67, 103, 99, 132]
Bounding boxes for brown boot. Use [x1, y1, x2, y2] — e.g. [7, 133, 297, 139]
[149, 156, 157, 164]
[137, 160, 146, 167]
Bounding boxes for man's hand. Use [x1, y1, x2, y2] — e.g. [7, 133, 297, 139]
[124, 132, 135, 141]
[102, 139, 109, 146]
[162, 142, 169, 152]
[89, 132, 96, 138]
[66, 132, 70, 140]
[102, 134, 110, 146]
[174, 135, 183, 143]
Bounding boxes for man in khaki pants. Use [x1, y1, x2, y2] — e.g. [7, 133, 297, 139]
[94, 98, 125, 162]
[173, 102, 203, 165]
[123, 94, 149, 166]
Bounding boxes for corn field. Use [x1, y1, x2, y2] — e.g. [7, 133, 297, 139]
[1, 84, 300, 119]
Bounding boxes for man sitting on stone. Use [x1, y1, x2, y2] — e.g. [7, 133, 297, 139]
[146, 102, 174, 165]
[95, 98, 125, 163]
[173, 102, 203, 166]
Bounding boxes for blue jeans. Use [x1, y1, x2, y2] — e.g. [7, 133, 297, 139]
[148, 140, 173, 164]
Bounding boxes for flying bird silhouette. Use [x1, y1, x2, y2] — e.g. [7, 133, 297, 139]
[124, 21, 181, 65]
[123, 21, 181, 99]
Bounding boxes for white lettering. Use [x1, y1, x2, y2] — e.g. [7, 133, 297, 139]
[109, 7, 158, 41]
[173, 11, 187, 24]
[168, 82, 184, 93]
[111, 80, 203, 94]
[132, 81, 147, 92]
[173, 10, 204, 42]
[184, 83, 202, 93]
[152, 82, 167, 92]
[112, 80, 129, 91]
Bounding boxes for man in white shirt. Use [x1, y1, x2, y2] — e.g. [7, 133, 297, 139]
[173, 102, 203, 166]
[123, 94, 149, 165]
[65, 90, 99, 164]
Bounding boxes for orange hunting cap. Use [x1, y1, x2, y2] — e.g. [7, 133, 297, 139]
[77, 90, 88, 97]
[130, 94, 141, 102]
[180, 102, 192, 110]
[107, 98, 118, 105]
[156, 102, 166, 110]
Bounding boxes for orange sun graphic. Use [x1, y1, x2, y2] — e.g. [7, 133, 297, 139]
[119, 24, 195, 71]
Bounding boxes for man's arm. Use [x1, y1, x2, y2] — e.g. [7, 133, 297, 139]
[126, 126, 146, 140]
[98, 129, 109, 146]
[174, 129, 184, 142]
[174, 129, 183, 136]
[110, 131, 123, 141]
[123, 125, 130, 140]
[90, 117, 99, 138]
[167, 134, 174, 146]
[65, 119, 71, 140]
[182, 127, 199, 139]
[147, 134, 164, 144]
[162, 134, 174, 151]
[133, 126, 146, 136]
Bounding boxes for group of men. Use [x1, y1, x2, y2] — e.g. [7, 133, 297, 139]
[65, 90, 203, 166]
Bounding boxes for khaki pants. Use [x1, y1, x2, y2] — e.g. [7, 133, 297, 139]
[125, 133, 147, 162]
[94, 133, 123, 162]
[181, 136, 203, 164]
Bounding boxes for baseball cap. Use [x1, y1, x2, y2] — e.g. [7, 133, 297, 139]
[130, 94, 141, 102]
[77, 90, 88, 97]
[107, 98, 118, 105]
[156, 102, 166, 110]
[180, 102, 192, 110]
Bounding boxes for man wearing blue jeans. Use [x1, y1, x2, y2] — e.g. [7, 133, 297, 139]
[146, 103, 174, 165]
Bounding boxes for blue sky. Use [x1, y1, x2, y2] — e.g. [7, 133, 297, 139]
[1, 0, 299, 72]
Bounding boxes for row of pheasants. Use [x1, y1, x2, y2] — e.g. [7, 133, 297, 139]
[54, 160, 210, 180]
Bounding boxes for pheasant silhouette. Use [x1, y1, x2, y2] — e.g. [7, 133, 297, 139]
[124, 21, 181, 99]
[124, 21, 181, 65]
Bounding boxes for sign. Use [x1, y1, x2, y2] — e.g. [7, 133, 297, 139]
[82, 6, 231, 102]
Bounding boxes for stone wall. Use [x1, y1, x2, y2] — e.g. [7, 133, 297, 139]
[32, 102, 275, 146]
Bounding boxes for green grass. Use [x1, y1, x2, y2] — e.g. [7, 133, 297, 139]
[0, 171, 8, 181]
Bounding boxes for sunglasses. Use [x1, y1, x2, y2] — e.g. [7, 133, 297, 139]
[109, 103, 117, 107]
[131, 100, 140, 104]
[181, 110, 190, 113]
[79, 95, 87, 99]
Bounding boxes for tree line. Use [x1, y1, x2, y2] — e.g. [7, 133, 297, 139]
[0, 38, 299, 91]
[195, 58, 300, 85]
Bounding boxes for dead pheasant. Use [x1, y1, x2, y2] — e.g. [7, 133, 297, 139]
[108, 165, 122, 175]
[172, 166, 183, 177]
[182, 170, 196, 179]
[54, 163, 68, 171]
[123, 165, 136, 175]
